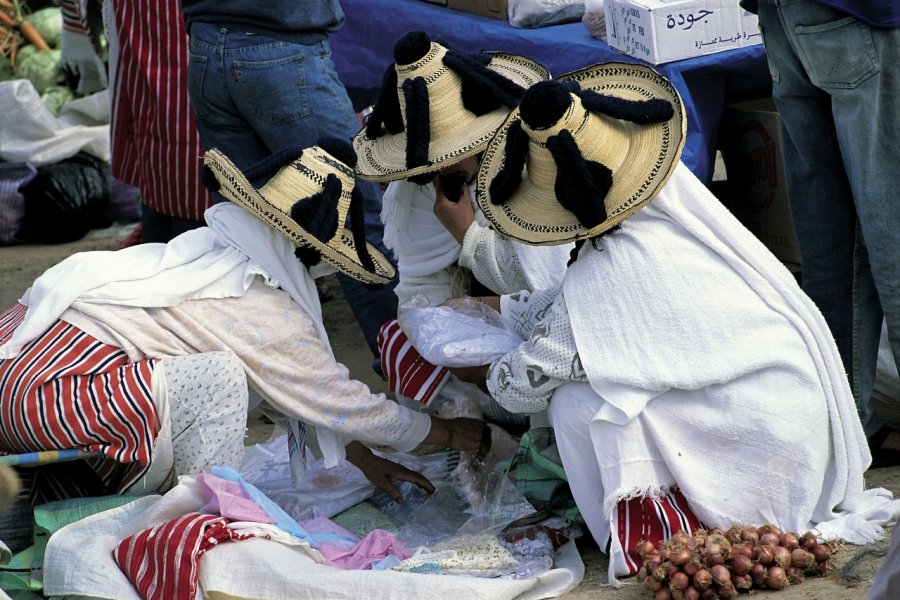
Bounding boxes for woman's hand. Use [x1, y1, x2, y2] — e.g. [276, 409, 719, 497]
[425, 416, 486, 452]
[345, 441, 435, 503]
[449, 364, 491, 392]
[433, 175, 475, 244]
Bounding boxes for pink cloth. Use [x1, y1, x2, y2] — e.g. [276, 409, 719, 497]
[198, 473, 274, 524]
[303, 516, 411, 570]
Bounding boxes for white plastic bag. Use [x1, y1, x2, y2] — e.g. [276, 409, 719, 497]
[398, 298, 523, 368]
[509, 0, 585, 28]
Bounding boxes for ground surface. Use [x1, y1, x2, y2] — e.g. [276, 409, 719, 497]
[1, 223, 897, 599]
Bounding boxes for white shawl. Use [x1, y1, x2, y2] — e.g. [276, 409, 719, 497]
[562, 163, 898, 542]
[0, 203, 346, 468]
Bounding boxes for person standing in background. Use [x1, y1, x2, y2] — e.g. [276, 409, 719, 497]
[179, 0, 399, 363]
[741, 0, 900, 461]
[60, 0, 212, 243]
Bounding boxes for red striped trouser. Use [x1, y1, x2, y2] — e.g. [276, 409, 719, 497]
[0, 304, 159, 496]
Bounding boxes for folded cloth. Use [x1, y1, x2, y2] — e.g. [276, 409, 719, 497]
[378, 318, 450, 408]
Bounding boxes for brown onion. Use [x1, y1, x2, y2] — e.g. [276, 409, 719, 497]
[670, 546, 692, 567]
[791, 548, 816, 570]
[731, 542, 753, 558]
[671, 530, 692, 546]
[759, 532, 780, 546]
[780, 532, 800, 551]
[725, 525, 743, 544]
[773, 545, 792, 568]
[756, 544, 775, 566]
[766, 565, 788, 590]
[646, 575, 664, 592]
[787, 566, 805, 584]
[683, 556, 703, 577]
[751, 562, 768, 587]
[637, 566, 648, 582]
[655, 587, 673, 600]
[645, 553, 663, 573]
[817, 560, 834, 575]
[683, 586, 700, 600]
[730, 554, 753, 576]
[757, 523, 783, 537]
[636, 539, 656, 559]
[670, 571, 690, 591]
[699, 590, 717, 600]
[734, 574, 753, 591]
[710, 564, 731, 587]
[717, 582, 738, 599]
[813, 544, 832, 563]
[670, 590, 684, 600]
[740, 527, 760, 544]
[800, 531, 818, 551]
[706, 533, 729, 548]
[692, 569, 712, 591]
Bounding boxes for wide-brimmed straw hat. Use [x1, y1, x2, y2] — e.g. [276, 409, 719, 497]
[476, 62, 686, 245]
[203, 138, 396, 285]
[353, 31, 549, 182]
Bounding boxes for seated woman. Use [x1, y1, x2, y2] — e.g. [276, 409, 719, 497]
[451, 65, 900, 580]
[0, 138, 483, 507]
[352, 31, 571, 421]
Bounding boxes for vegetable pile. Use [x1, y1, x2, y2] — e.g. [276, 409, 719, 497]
[0, 0, 65, 95]
[636, 525, 836, 599]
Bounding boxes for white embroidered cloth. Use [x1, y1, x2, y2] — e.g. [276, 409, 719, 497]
[563, 162, 899, 543]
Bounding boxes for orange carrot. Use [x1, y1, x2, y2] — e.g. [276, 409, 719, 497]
[19, 20, 49, 51]
[0, 0, 14, 11]
[0, 10, 15, 28]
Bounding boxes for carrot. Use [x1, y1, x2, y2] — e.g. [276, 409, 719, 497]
[0, 0, 14, 11]
[18, 20, 48, 51]
[0, 10, 15, 28]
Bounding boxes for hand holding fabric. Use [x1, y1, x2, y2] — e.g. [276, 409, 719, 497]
[433, 176, 474, 244]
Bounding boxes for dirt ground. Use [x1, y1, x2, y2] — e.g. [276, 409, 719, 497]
[1, 222, 898, 599]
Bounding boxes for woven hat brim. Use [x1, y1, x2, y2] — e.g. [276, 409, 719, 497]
[354, 52, 549, 182]
[476, 62, 687, 246]
[205, 150, 396, 285]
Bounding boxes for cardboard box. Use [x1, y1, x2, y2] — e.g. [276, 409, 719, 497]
[719, 98, 802, 265]
[604, 0, 762, 64]
[447, 0, 509, 20]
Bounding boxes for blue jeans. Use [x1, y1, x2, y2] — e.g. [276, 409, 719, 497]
[755, 0, 900, 436]
[186, 23, 397, 362]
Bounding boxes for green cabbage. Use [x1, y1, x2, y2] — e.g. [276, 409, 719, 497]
[41, 84, 75, 116]
[25, 8, 64, 49]
[14, 48, 64, 95]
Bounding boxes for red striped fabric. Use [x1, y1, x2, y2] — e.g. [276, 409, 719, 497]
[109, 0, 211, 221]
[377, 319, 450, 408]
[616, 489, 704, 575]
[60, 0, 91, 34]
[114, 512, 256, 600]
[0, 304, 159, 496]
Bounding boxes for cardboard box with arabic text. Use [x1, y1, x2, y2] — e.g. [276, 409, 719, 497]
[719, 98, 802, 265]
[604, 0, 761, 64]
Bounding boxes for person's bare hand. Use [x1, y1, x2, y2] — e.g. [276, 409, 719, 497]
[345, 441, 435, 503]
[433, 175, 475, 244]
[426, 416, 485, 452]
[449, 364, 491, 391]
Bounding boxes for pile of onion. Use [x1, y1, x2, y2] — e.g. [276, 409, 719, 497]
[635, 525, 834, 599]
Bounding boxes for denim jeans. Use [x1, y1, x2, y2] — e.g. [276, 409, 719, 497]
[186, 23, 397, 362]
[755, 0, 900, 436]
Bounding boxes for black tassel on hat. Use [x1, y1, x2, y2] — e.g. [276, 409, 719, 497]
[488, 119, 528, 206]
[317, 136, 358, 168]
[348, 185, 376, 271]
[290, 174, 342, 245]
[547, 129, 611, 229]
[442, 50, 525, 116]
[403, 77, 431, 170]
[365, 31, 431, 140]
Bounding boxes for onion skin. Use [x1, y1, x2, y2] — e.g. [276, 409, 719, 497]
[759, 532, 780, 547]
[683, 556, 703, 577]
[717, 582, 738, 598]
[791, 548, 816, 570]
[787, 566, 806, 584]
[813, 544, 832, 563]
[692, 569, 712, 592]
[670, 571, 689, 592]
[817, 560, 834, 576]
[671, 531, 692, 546]
[646, 575, 664, 592]
[730, 554, 753, 576]
[751, 562, 768, 587]
[766, 565, 789, 590]
[683, 586, 700, 600]
[710, 564, 732, 587]
[637, 539, 656, 559]
[800, 532, 818, 551]
[734, 574, 754, 591]
[655, 587, 673, 600]
[699, 590, 717, 600]
[741, 527, 760, 544]
[773, 545, 792, 568]
[756, 544, 775, 566]
[731, 542, 753, 558]
[780, 532, 800, 551]
[669, 546, 692, 567]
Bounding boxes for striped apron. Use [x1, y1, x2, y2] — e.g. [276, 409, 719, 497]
[0, 304, 159, 502]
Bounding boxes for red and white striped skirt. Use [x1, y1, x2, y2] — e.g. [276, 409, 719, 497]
[0, 304, 159, 500]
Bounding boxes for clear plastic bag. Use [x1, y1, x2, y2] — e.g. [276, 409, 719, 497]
[398, 298, 522, 367]
[582, 0, 607, 41]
